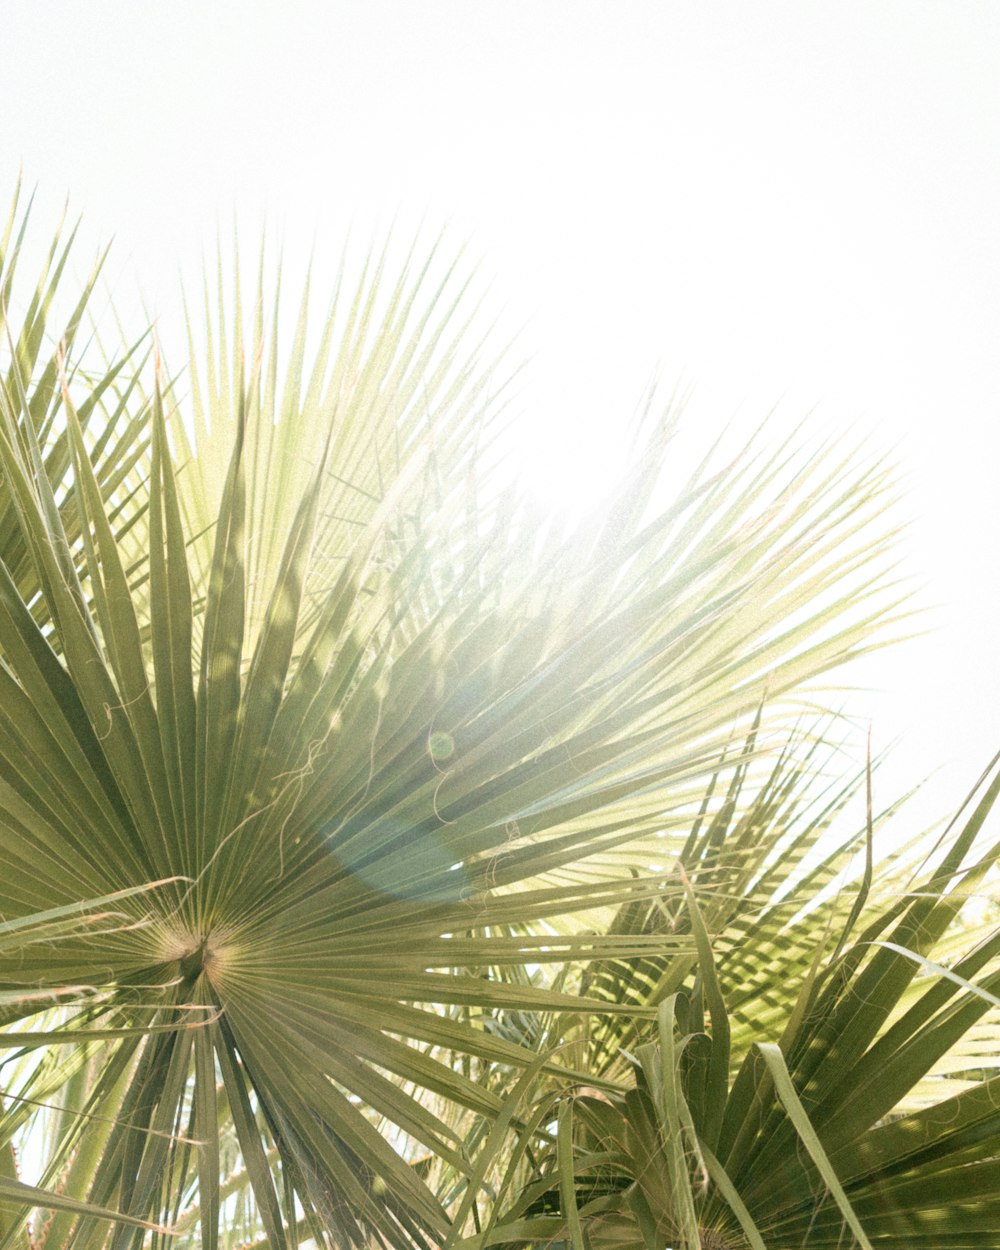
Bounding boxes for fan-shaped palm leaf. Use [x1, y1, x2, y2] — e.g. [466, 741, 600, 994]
[0, 228, 903, 1248]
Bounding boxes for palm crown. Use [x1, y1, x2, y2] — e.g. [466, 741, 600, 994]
[0, 184, 997, 1250]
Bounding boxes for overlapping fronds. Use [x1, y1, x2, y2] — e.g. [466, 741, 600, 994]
[472, 760, 1000, 1250]
[0, 200, 954, 1250]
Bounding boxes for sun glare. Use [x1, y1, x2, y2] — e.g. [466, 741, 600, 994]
[506, 401, 633, 523]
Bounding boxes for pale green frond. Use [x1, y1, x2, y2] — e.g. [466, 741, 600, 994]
[0, 182, 152, 621]
[0, 205, 934, 1249]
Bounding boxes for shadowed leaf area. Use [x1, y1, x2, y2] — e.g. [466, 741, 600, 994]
[0, 184, 997, 1250]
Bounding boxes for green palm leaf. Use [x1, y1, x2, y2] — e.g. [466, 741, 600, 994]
[0, 181, 152, 617]
[488, 758, 1000, 1250]
[0, 222, 905, 1247]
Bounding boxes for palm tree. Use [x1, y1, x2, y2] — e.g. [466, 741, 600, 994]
[0, 184, 997, 1249]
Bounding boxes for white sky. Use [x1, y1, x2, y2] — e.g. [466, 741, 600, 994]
[3, 0, 999, 830]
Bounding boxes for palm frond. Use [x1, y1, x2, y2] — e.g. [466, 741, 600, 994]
[483, 759, 1000, 1250]
[0, 181, 152, 618]
[0, 220, 910, 1247]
